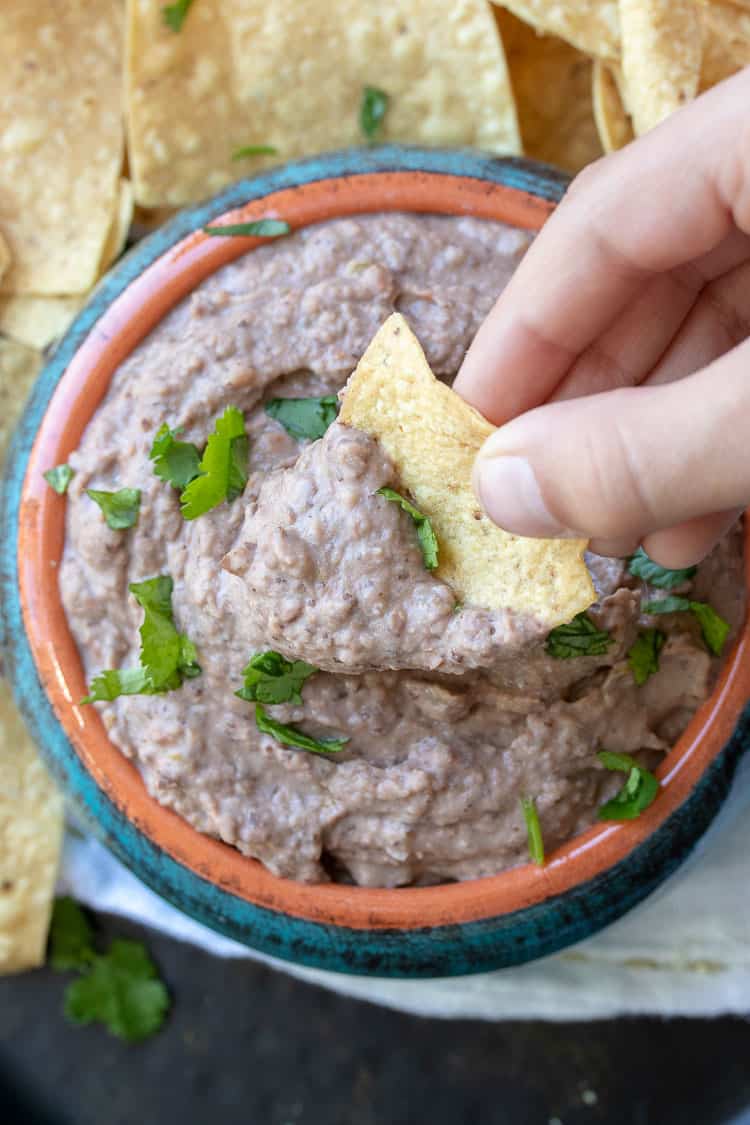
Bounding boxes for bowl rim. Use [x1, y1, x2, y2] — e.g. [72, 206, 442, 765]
[2, 145, 749, 977]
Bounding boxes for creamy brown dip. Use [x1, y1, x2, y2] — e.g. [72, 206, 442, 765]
[60, 213, 746, 887]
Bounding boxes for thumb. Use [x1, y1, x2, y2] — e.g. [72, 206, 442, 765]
[473, 341, 750, 556]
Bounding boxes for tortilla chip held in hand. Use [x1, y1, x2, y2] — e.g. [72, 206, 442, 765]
[339, 313, 594, 627]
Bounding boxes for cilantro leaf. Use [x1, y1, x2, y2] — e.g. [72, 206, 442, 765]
[627, 628, 666, 686]
[232, 145, 278, 160]
[43, 464, 74, 494]
[546, 613, 613, 658]
[64, 939, 169, 1043]
[86, 488, 141, 530]
[49, 897, 95, 971]
[643, 597, 730, 656]
[149, 423, 201, 489]
[255, 704, 348, 757]
[376, 486, 439, 570]
[627, 547, 697, 589]
[162, 0, 194, 32]
[203, 220, 290, 238]
[360, 86, 389, 141]
[687, 602, 730, 656]
[82, 575, 200, 704]
[180, 406, 249, 519]
[236, 651, 317, 706]
[597, 750, 659, 821]
[520, 796, 545, 866]
[264, 396, 339, 441]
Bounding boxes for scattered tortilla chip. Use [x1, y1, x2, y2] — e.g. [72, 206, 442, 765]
[618, 0, 702, 135]
[697, 0, 750, 89]
[497, 9, 603, 174]
[0, 296, 84, 352]
[0, 335, 41, 464]
[339, 314, 594, 625]
[493, 0, 620, 59]
[126, 0, 521, 207]
[0, 676, 64, 974]
[99, 179, 135, 274]
[592, 60, 634, 152]
[0, 1, 124, 294]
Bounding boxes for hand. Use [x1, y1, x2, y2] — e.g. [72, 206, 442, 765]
[455, 68, 750, 567]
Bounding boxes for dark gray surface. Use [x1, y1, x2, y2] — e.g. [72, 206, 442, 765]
[1, 912, 750, 1125]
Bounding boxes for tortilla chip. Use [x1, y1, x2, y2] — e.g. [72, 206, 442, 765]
[592, 60, 634, 152]
[339, 314, 594, 624]
[619, 0, 702, 135]
[0, 1, 124, 294]
[126, 0, 521, 208]
[99, 179, 135, 274]
[497, 9, 603, 174]
[492, 0, 620, 59]
[697, 0, 750, 88]
[0, 336, 41, 465]
[0, 678, 64, 974]
[0, 296, 84, 352]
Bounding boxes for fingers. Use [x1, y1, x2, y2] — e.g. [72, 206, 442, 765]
[641, 509, 744, 569]
[473, 337, 750, 548]
[455, 68, 750, 425]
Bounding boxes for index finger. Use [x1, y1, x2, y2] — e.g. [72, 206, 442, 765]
[454, 68, 750, 425]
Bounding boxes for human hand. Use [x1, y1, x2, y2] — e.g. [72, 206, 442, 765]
[455, 67, 750, 567]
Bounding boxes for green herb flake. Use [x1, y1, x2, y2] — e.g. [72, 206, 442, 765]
[180, 406, 249, 519]
[232, 145, 278, 160]
[643, 597, 730, 656]
[627, 546, 697, 589]
[86, 487, 141, 530]
[545, 613, 613, 659]
[162, 0, 194, 32]
[520, 796, 545, 866]
[43, 464, 74, 494]
[149, 423, 201, 490]
[597, 750, 659, 821]
[255, 704, 348, 757]
[49, 897, 95, 972]
[360, 86, 389, 141]
[627, 628, 666, 686]
[50, 897, 169, 1043]
[82, 575, 201, 704]
[202, 220, 290, 238]
[376, 486, 439, 570]
[264, 395, 339, 441]
[236, 651, 317, 706]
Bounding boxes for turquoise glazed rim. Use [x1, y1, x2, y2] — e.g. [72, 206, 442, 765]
[2, 146, 749, 978]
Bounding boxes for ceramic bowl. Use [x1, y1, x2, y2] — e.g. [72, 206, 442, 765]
[2, 148, 749, 978]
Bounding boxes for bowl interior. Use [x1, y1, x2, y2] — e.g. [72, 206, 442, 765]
[13, 159, 750, 936]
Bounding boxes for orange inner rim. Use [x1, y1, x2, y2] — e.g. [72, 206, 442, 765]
[18, 171, 750, 931]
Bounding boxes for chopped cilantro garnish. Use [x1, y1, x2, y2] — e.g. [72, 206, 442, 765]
[546, 613, 612, 659]
[43, 464, 74, 494]
[627, 547, 697, 589]
[232, 145, 278, 160]
[82, 576, 201, 703]
[203, 220, 290, 238]
[597, 750, 659, 821]
[180, 406, 248, 519]
[643, 597, 730, 656]
[86, 487, 141, 530]
[162, 0, 194, 32]
[360, 86, 389, 141]
[49, 897, 169, 1043]
[264, 395, 339, 441]
[236, 651, 317, 706]
[520, 796, 545, 866]
[627, 628, 666, 686]
[149, 423, 201, 489]
[376, 486, 439, 570]
[255, 704, 348, 757]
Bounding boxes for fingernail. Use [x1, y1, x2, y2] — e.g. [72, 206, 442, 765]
[474, 456, 574, 538]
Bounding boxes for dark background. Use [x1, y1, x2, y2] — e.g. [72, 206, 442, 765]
[2, 911, 749, 1125]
